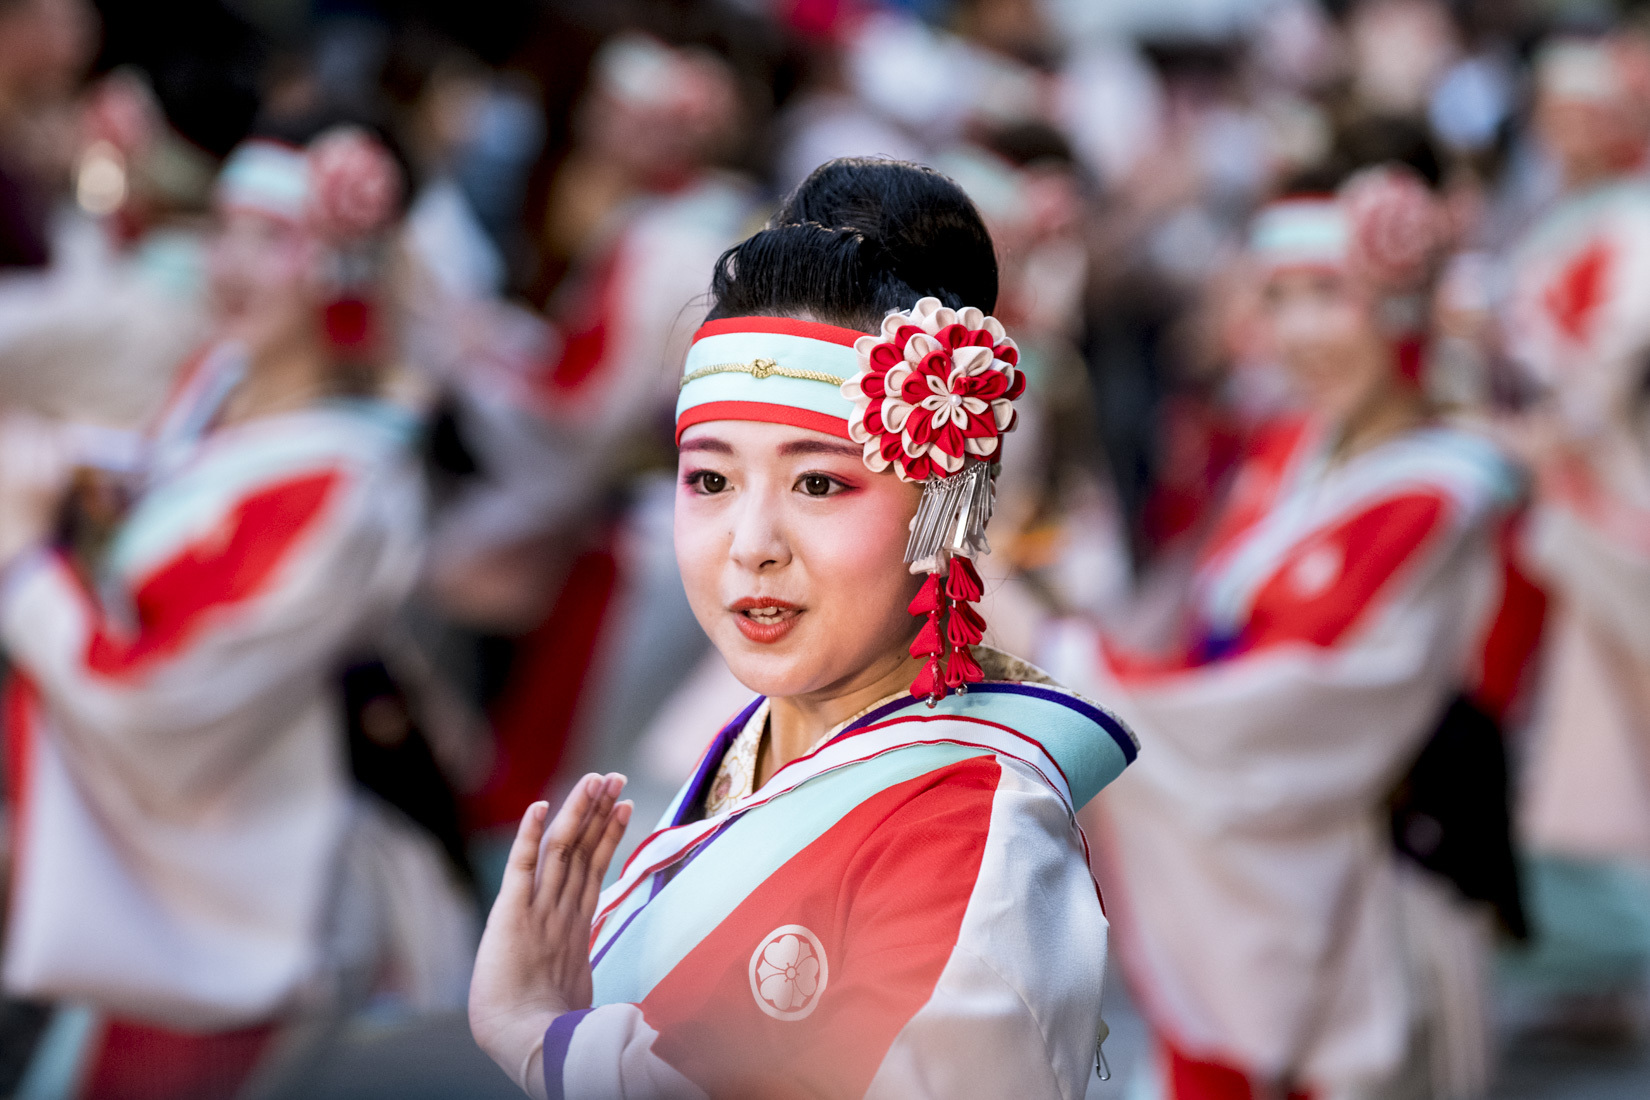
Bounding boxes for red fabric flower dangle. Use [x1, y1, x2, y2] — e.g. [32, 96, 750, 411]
[304, 127, 403, 363]
[842, 297, 1023, 704]
[906, 558, 989, 700]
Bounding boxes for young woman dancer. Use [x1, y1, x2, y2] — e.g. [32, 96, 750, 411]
[468, 158, 1137, 1099]
[1505, 31, 1650, 936]
[1045, 166, 1520, 1100]
[0, 128, 471, 1097]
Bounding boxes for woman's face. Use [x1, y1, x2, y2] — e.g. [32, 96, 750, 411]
[1261, 265, 1393, 426]
[675, 420, 924, 702]
[206, 208, 320, 355]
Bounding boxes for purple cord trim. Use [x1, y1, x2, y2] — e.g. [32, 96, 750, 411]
[542, 1008, 593, 1100]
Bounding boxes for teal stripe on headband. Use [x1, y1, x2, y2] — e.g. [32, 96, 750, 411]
[217, 141, 310, 221]
[676, 331, 860, 426]
[1250, 199, 1348, 265]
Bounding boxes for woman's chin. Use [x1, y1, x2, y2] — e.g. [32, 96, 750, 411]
[719, 647, 820, 701]
[714, 623, 842, 700]
[706, 612, 917, 703]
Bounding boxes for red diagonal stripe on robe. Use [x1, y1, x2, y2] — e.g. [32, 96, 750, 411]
[84, 470, 341, 679]
[635, 755, 1000, 1097]
[1240, 492, 1447, 652]
[1544, 237, 1612, 346]
[1105, 491, 1449, 682]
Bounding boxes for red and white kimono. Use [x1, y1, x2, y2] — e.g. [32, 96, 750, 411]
[1045, 417, 1517, 1098]
[1, 358, 441, 1065]
[1504, 179, 1650, 857]
[546, 662, 1136, 1099]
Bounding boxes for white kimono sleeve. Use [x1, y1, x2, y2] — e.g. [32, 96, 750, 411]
[1041, 504, 1503, 1087]
[0, 458, 420, 808]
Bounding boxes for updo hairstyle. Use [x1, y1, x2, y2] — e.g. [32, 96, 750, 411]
[706, 158, 999, 334]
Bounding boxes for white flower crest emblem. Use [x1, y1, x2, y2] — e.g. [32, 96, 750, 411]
[748, 924, 829, 1021]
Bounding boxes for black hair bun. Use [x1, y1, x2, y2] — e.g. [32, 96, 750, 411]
[707, 157, 998, 333]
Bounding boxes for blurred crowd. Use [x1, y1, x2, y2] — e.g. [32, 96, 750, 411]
[2, 0, 1650, 1096]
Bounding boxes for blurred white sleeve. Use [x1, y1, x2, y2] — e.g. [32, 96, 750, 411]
[0, 216, 205, 425]
[0, 460, 419, 804]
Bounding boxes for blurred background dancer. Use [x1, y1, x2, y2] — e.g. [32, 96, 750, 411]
[1046, 162, 1521, 1100]
[0, 1, 1647, 1098]
[1497, 26, 1650, 1053]
[0, 124, 475, 1098]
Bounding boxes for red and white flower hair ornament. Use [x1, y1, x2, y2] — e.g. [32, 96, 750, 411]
[1338, 164, 1446, 292]
[841, 296, 1025, 704]
[843, 296, 1024, 483]
[306, 127, 401, 242]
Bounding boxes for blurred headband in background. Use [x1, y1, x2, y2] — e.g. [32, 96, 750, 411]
[1249, 196, 1348, 272]
[1251, 164, 1445, 294]
[216, 139, 310, 224]
[215, 128, 401, 241]
[1536, 37, 1650, 108]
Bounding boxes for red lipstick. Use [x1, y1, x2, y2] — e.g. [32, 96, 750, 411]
[729, 597, 802, 644]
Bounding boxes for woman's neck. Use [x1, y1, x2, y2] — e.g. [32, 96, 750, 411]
[757, 649, 925, 787]
[1329, 374, 1426, 465]
[220, 336, 333, 426]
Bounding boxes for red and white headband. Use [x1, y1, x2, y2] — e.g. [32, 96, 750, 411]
[216, 127, 401, 241]
[1250, 165, 1445, 292]
[675, 297, 1025, 702]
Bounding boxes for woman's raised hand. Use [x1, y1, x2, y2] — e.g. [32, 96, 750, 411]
[470, 773, 632, 1098]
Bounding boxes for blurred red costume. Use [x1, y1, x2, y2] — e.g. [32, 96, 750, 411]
[0, 344, 464, 1098]
[1049, 414, 1517, 1099]
[1506, 177, 1650, 858]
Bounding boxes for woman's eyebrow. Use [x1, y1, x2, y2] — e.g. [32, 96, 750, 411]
[777, 439, 863, 459]
[679, 438, 735, 455]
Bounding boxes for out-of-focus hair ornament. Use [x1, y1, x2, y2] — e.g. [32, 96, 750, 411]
[1338, 164, 1447, 292]
[1250, 163, 1447, 341]
[305, 128, 400, 356]
[215, 126, 400, 241]
[1250, 164, 1445, 291]
[306, 127, 401, 242]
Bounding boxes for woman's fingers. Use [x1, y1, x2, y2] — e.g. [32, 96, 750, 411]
[496, 801, 549, 911]
[568, 774, 623, 855]
[579, 800, 633, 917]
[523, 773, 629, 917]
[536, 774, 601, 907]
[537, 775, 619, 895]
[551, 774, 626, 911]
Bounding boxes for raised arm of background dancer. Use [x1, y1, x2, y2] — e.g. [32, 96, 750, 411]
[1050, 489, 1499, 823]
[1523, 448, 1650, 659]
[0, 460, 417, 800]
[0, 234, 201, 422]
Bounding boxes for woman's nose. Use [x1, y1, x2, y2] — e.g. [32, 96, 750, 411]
[727, 490, 792, 573]
[1272, 304, 1334, 357]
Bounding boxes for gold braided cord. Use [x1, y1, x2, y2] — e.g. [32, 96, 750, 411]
[679, 358, 847, 390]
